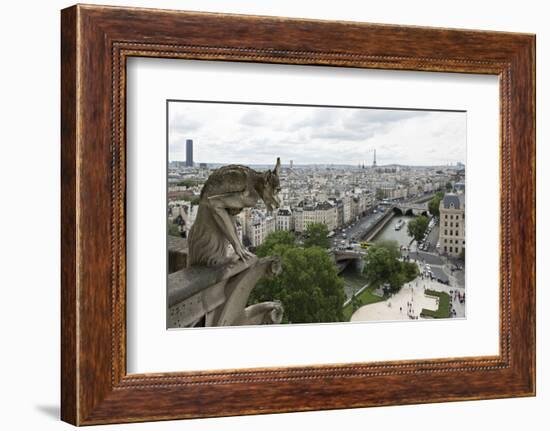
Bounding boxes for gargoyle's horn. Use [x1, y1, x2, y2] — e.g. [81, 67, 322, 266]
[273, 157, 281, 175]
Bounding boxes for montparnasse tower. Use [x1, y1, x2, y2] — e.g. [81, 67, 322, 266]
[372, 149, 377, 167]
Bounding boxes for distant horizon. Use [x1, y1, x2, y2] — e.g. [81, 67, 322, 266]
[168, 160, 464, 168]
[169, 101, 466, 166]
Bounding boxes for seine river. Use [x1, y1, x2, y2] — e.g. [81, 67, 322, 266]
[372, 215, 415, 248]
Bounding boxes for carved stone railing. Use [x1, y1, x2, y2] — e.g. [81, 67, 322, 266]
[167, 250, 283, 328]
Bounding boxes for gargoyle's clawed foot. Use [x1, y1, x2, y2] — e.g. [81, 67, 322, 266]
[235, 246, 254, 261]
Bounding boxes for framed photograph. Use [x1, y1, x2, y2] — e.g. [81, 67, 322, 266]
[164, 100, 469, 328]
[61, 4, 535, 425]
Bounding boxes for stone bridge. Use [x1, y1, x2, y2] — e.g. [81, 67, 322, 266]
[392, 202, 429, 216]
[330, 249, 366, 273]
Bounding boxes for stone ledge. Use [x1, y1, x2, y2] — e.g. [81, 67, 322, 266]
[168, 256, 258, 308]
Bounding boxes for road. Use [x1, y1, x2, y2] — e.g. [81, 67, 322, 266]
[331, 209, 388, 247]
[406, 250, 465, 290]
[331, 192, 439, 250]
[422, 222, 440, 253]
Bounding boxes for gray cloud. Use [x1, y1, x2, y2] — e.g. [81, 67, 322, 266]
[240, 109, 269, 127]
[347, 108, 428, 124]
[168, 102, 465, 166]
[169, 112, 202, 134]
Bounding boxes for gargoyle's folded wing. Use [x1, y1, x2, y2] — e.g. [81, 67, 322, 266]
[200, 165, 250, 198]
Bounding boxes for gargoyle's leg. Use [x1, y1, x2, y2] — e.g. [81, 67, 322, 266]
[210, 207, 253, 261]
[204, 199, 251, 262]
[207, 191, 256, 261]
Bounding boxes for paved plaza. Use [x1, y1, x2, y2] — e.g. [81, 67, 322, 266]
[350, 274, 466, 322]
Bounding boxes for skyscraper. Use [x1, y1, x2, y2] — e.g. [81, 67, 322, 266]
[372, 149, 377, 167]
[186, 139, 194, 167]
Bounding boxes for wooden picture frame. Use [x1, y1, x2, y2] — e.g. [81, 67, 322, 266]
[61, 4, 535, 425]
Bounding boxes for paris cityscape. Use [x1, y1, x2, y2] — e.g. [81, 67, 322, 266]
[167, 102, 466, 327]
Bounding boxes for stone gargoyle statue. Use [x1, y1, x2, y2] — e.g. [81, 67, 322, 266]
[187, 158, 282, 267]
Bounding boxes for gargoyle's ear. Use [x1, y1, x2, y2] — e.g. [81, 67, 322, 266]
[273, 157, 281, 176]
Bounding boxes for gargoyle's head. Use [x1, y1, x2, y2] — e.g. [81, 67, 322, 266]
[262, 158, 282, 212]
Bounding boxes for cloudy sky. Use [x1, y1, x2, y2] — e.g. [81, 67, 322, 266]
[168, 101, 466, 166]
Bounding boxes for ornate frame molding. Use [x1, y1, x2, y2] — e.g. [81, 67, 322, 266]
[61, 5, 535, 425]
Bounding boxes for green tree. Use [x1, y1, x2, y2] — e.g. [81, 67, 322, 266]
[363, 241, 401, 292]
[183, 195, 200, 205]
[249, 245, 345, 323]
[303, 223, 330, 249]
[167, 221, 181, 237]
[428, 191, 444, 218]
[445, 181, 453, 192]
[256, 231, 296, 257]
[362, 241, 419, 294]
[402, 260, 420, 282]
[176, 179, 199, 188]
[407, 215, 430, 242]
[375, 188, 385, 201]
